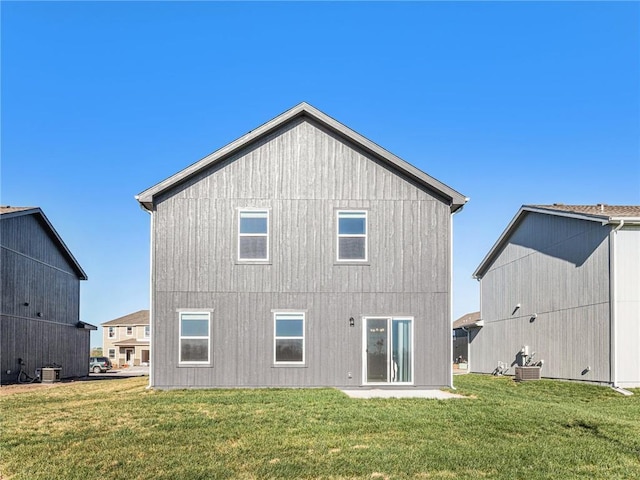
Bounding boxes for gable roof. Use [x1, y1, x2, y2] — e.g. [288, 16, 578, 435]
[136, 103, 468, 213]
[453, 311, 481, 329]
[0, 206, 88, 280]
[102, 310, 149, 327]
[473, 204, 640, 279]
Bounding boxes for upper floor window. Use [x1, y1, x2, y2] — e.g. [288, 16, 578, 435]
[238, 210, 269, 261]
[144, 325, 150, 338]
[126, 326, 133, 336]
[274, 312, 305, 364]
[179, 312, 210, 364]
[337, 210, 367, 262]
[108, 327, 115, 338]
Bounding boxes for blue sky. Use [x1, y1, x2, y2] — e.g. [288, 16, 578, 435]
[2, 2, 638, 348]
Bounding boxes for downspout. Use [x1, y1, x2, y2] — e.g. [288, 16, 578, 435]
[138, 204, 154, 389]
[609, 220, 624, 388]
[449, 204, 465, 389]
[610, 220, 624, 388]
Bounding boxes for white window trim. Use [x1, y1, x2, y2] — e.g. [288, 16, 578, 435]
[238, 209, 270, 262]
[108, 326, 116, 339]
[108, 348, 116, 359]
[273, 311, 306, 365]
[361, 316, 414, 386]
[126, 326, 133, 336]
[336, 210, 368, 262]
[144, 325, 150, 338]
[178, 311, 211, 365]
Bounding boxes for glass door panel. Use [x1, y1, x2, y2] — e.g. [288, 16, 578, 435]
[392, 319, 412, 383]
[366, 318, 388, 383]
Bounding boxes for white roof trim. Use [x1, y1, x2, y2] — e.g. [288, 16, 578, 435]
[136, 102, 468, 213]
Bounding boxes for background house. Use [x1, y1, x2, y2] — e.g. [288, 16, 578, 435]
[452, 311, 481, 365]
[102, 310, 150, 367]
[136, 103, 467, 389]
[0, 206, 94, 384]
[472, 204, 640, 388]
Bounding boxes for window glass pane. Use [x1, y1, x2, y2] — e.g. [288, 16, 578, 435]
[339, 216, 366, 234]
[181, 318, 209, 337]
[276, 319, 303, 337]
[240, 216, 267, 234]
[339, 237, 366, 259]
[181, 339, 208, 362]
[275, 339, 303, 362]
[240, 237, 267, 259]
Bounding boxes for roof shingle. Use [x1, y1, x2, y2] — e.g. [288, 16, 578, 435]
[102, 310, 149, 326]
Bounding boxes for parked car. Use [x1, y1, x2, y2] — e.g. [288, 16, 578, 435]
[89, 357, 112, 374]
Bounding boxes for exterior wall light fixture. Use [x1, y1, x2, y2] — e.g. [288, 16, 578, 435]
[349, 317, 355, 327]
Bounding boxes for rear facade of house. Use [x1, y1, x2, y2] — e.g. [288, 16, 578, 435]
[137, 103, 467, 389]
[471, 205, 640, 387]
[0, 206, 92, 384]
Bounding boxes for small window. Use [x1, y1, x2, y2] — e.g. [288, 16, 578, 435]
[238, 210, 269, 261]
[179, 312, 210, 364]
[144, 325, 150, 338]
[126, 326, 133, 336]
[337, 211, 367, 261]
[108, 327, 115, 338]
[108, 348, 116, 359]
[274, 312, 305, 364]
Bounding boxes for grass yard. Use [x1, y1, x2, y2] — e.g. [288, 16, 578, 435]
[1, 375, 639, 479]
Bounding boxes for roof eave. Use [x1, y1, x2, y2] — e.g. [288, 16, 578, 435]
[136, 103, 468, 212]
[472, 206, 640, 279]
[1, 208, 88, 280]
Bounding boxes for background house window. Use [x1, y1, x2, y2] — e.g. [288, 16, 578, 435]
[108, 348, 116, 359]
[144, 325, 150, 338]
[179, 312, 210, 364]
[337, 211, 367, 261]
[108, 327, 115, 338]
[126, 326, 133, 336]
[238, 210, 269, 261]
[274, 312, 305, 364]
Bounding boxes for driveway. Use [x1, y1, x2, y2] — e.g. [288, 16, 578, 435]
[89, 365, 149, 378]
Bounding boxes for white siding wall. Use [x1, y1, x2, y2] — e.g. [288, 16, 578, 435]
[613, 226, 640, 387]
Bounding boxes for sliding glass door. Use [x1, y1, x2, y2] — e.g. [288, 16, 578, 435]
[364, 317, 413, 384]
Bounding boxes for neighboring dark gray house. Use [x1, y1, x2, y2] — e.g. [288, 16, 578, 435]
[452, 311, 481, 364]
[472, 204, 640, 388]
[136, 103, 468, 389]
[0, 206, 94, 384]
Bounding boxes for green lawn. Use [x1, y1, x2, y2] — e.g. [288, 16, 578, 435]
[1, 375, 639, 479]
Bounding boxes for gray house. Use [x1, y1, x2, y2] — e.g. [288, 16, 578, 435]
[0, 206, 94, 384]
[136, 103, 467, 390]
[452, 311, 481, 364]
[472, 204, 640, 388]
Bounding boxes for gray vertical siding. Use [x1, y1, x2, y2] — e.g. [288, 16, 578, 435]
[151, 118, 453, 388]
[0, 214, 88, 384]
[473, 212, 612, 382]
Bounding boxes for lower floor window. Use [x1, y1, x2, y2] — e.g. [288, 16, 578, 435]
[108, 348, 116, 359]
[274, 312, 305, 364]
[179, 312, 210, 364]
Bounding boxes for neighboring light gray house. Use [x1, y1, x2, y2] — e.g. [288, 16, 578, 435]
[452, 311, 481, 364]
[136, 103, 468, 390]
[472, 204, 640, 388]
[0, 206, 94, 384]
